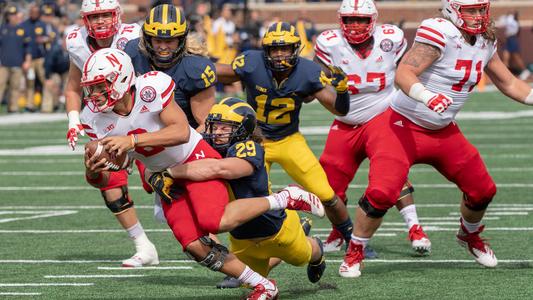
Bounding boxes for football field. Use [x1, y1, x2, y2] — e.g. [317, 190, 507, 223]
[1, 91, 533, 299]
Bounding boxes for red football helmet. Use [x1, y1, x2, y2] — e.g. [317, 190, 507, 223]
[81, 0, 121, 40]
[338, 0, 378, 44]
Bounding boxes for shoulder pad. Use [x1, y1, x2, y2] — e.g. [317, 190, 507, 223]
[316, 29, 344, 48]
[124, 38, 140, 58]
[136, 72, 176, 109]
[232, 50, 261, 75]
[118, 23, 141, 40]
[180, 55, 217, 90]
[414, 18, 456, 52]
[375, 24, 404, 44]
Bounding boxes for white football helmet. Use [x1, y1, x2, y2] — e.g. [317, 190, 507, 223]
[81, 0, 121, 39]
[81, 49, 135, 113]
[338, 0, 378, 44]
[442, 0, 490, 34]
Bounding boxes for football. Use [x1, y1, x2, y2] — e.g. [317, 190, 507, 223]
[85, 140, 131, 171]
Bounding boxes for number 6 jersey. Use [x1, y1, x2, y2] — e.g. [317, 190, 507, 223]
[315, 24, 407, 125]
[80, 71, 203, 172]
[391, 18, 497, 130]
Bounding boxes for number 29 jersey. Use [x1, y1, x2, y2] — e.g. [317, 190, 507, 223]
[80, 71, 202, 172]
[391, 18, 497, 130]
[315, 24, 407, 125]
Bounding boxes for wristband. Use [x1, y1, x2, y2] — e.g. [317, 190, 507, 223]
[408, 83, 437, 106]
[67, 110, 81, 128]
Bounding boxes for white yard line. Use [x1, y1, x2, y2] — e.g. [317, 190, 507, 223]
[97, 266, 193, 270]
[0, 283, 93, 287]
[44, 275, 145, 279]
[0, 292, 42, 296]
[0, 210, 78, 224]
[449, 212, 528, 216]
[0, 113, 65, 125]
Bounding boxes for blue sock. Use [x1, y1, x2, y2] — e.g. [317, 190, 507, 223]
[334, 218, 353, 244]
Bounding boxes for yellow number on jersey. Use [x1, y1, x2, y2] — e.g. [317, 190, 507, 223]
[201, 65, 216, 87]
[232, 54, 245, 70]
[255, 95, 295, 125]
[235, 141, 257, 158]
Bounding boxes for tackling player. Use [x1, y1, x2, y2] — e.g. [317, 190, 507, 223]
[215, 21, 366, 257]
[125, 4, 215, 132]
[314, 0, 431, 255]
[339, 0, 533, 277]
[80, 48, 324, 300]
[63, 0, 156, 267]
[154, 97, 326, 290]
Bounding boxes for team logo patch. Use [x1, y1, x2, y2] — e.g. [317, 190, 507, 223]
[116, 37, 128, 50]
[380, 39, 393, 52]
[140, 86, 156, 102]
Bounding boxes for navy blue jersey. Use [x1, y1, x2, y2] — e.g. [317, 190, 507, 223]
[232, 50, 326, 140]
[0, 24, 29, 67]
[125, 38, 216, 128]
[20, 19, 48, 59]
[227, 140, 286, 239]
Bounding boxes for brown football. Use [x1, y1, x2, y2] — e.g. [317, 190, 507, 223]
[85, 140, 130, 171]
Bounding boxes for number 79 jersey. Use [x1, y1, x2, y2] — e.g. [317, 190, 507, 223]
[315, 24, 407, 125]
[391, 18, 497, 130]
[80, 71, 203, 172]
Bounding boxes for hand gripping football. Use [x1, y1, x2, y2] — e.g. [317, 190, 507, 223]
[85, 140, 130, 171]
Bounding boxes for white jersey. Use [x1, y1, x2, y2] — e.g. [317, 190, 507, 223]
[65, 23, 141, 70]
[391, 18, 497, 130]
[315, 25, 407, 125]
[80, 72, 203, 172]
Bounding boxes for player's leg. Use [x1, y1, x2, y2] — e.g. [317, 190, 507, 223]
[99, 171, 158, 267]
[395, 181, 431, 255]
[431, 125, 497, 267]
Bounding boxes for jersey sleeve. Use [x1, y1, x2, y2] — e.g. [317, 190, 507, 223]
[231, 50, 258, 79]
[414, 19, 447, 53]
[124, 38, 140, 59]
[182, 55, 217, 93]
[314, 31, 334, 65]
[300, 59, 326, 95]
[137, 71, 176, 111]
[385, 25, 408, 63]
[226, 140, 265, 171]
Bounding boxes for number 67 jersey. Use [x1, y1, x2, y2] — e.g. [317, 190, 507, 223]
[391, 18, 497, 130]
[315, 24, 407, 125]
[80, 71, 203, 172]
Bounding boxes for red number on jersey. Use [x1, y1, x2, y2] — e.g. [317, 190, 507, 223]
[324, 30, 338, 41]
[347, 73, 386, 95]
[121, 25, 135, 34]
[127, 128, 165, 157]
[383, 28, 395, 35]
[143, 71, 158, 78]
[452, 60, 482, 92]
[367, 72, 386, 92]
[347, 74, 362, 94]
[67, 32, 77, 39]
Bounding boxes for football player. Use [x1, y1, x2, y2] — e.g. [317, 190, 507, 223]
[125, 4, 215, 132]
[155, 97, 326, 290]
[215, 21, 366, 257]
[339, 0, 533, 278]
[80, 48, 324, 299]
[63, 0, 156, 267]
[314, 0, 431, 255]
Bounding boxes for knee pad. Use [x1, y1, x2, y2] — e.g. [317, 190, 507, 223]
[102, 186, 134, 215]
[358, 195, 388, 218]
[398, 181, 414, 200]
[322, 195, 339, 207]
[187, 236, 229, 272]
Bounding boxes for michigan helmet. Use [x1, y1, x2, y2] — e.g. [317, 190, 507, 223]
[143, 4, 188, 67]
[262, 22, 301, 72]
[204, 97, 257, 155]
[80, 48, 135, 113]
[81, 0, 121, 40]
[338, 0, 378, 44]
[442, 0, 490, 35]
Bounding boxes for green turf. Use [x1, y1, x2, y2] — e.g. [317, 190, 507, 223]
[1, 91, 532, 299]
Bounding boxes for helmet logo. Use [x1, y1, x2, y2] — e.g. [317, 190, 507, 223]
[140, 86, 156, 103]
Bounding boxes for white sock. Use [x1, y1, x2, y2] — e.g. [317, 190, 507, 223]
[126, 222, 151, 248]
[237, 266, 274, 289]
[265, 191, 289, 210]
[461, 217, 481, 233]
[350, 234, 369, 249]
[399, 204, 420, 229]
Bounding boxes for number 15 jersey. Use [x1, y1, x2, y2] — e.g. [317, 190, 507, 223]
[315, 24, 407, 126]
[391, 18, 497, 130]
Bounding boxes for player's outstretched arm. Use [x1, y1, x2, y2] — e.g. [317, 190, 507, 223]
[190, 86, 216, 133]
[215, 63, 240, 84]
[65, 63, 85, 149]
[485, 52, 533, 105]
[314, 65, 350, 116]
[396, 42, 453, 114]
[165, 157, 254, 181]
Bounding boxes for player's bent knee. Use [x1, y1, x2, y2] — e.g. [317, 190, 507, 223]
[322, 195, 338, 207]
[463, 183, 496, 211]
[359, 195, 388, 218]
[101, 186, 134, 215]
[186, 236, 228, 272]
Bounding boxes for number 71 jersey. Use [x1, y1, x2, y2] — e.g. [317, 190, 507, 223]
[315, 24, 407, 125]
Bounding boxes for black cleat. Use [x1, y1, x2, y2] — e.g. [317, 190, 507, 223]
[307, 237, 326, 283]
[364, 245, 378, 259]
[216, 276, 241, 289]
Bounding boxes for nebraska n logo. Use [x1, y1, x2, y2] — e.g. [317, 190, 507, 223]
[195, 150, 205, 160]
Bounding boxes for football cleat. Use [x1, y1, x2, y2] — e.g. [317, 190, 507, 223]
[364, 245, 378, 259]
[323, 227, 343, 252]
[300, 217, 313, 236]
[409, 224, 432, 256]
[281, 185, 325, 218]
[121, 243, 159, 268]
[307, 237, 326, 283]
[339, 241, 364, 278]
[456, 223, 497, 268]
[216, 276, 241, 289]
[246, 279, 279, 300]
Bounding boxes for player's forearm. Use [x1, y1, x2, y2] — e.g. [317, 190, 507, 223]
[65, 90, 82, 113]
[136, 124, 190, 148]
[503, 79, 533, 105]
[215, 63, 239, 84]
[191, 87, 215, 129]
[395, 65, 423, 96]
[167, 159, 222, 181]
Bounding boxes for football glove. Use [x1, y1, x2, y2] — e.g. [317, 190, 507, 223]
[148, 170, 178, 205]
[321, 65, 348, 93]
[67, 111, 85, 150]
[426, 93, 453, 114]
